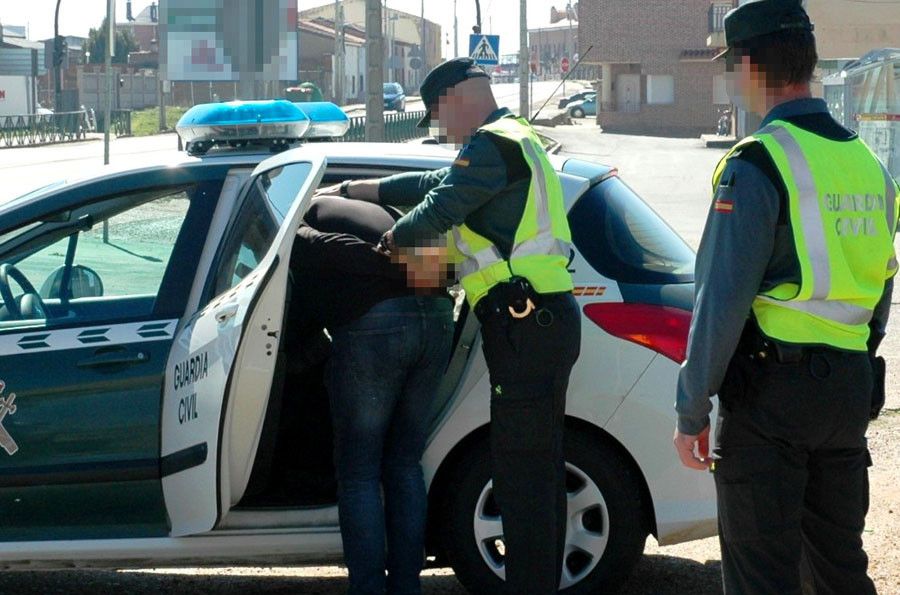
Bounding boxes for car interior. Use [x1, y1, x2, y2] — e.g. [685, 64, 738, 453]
[237, 171, 474, 510]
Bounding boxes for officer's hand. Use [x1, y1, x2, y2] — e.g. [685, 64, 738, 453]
[395, 246, 450, 291]
[314, 183, 343, 198]
[673, 425, 712, 471]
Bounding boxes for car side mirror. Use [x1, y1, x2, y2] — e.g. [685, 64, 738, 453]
[40, 265, 104, 300]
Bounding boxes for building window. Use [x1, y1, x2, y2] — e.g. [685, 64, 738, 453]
[647, 75, 675, 105]
[351, 75, 356, 96]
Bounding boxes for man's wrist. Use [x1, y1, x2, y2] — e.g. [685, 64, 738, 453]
[339, 180, 353, 198]
[676, 415, 710, 436]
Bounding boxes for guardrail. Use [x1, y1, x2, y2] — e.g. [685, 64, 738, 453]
[0, 111, 89, 148]
[340, 110, 430, 143]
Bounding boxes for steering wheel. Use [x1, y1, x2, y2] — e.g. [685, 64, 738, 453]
[0, 263, 47, 320]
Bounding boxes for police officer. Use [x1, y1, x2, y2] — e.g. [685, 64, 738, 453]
[673, 2, 898, 594]
[321, 58, 581, 594]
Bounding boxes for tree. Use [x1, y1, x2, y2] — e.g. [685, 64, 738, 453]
[86, 18, 139, 64]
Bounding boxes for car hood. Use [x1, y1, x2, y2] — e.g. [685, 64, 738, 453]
[383, 93, 404, 101]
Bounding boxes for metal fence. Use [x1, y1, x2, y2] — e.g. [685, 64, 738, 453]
[0, 111, 88, 148]
[95, 110, 133, 137]
[340, 110, 430, 142]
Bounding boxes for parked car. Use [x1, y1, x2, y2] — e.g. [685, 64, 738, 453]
[0, 101, 713, 594]
[568, 96, 598, 118]
[383, 82, 406, 112]
[558, 90, 596, 109]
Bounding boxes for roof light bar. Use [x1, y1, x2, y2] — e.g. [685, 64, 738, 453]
[296, 102, 351, 140]
[176, 100, 311, 155]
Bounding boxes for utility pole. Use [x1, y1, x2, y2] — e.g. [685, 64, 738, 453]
[53, 0, 62, 112]
[453, 0, 459, 58]
[420, 0, 426, 79]
[519, 0, 529, 118]
[104, 0, 115, 166]
[366, 0, 385, 141]
[334, 0, 344, 105]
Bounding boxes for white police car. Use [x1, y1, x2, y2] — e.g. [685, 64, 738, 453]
[0, 101, 713, 593]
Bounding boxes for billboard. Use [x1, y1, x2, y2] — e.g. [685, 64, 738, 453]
[160, 0, 298, 82]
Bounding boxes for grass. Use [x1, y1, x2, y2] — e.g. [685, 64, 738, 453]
[130, 106, 189, 137]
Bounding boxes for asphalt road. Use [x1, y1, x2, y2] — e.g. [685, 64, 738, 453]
[0, 117, 897, 595]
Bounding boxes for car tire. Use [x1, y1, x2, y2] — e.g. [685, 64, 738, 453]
[398, 101, 406, 113]
[571, 107, 586, 118]
[438, 430, 649, 594]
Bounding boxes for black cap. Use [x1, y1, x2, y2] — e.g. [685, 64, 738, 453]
[713, 0, 813, 61]
[417, 57, 490, 127]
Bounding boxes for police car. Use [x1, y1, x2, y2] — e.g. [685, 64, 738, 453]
[0, 100, 713, 593]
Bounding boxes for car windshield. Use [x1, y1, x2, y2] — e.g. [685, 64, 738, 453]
[383, 83, 402, 94]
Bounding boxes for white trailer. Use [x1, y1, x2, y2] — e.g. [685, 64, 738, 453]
[0, 75, 32, 118]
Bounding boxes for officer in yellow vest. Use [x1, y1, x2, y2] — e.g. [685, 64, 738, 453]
[673, 2, 898, 593]
[321, 57, 581, 594]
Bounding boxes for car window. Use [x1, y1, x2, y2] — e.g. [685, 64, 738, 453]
[3, 187, 197, 328]
[568, 176, 695, 284]
[208, 162, 312, 299]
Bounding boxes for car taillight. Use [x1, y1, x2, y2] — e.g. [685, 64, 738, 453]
[582, 303, 691, 363]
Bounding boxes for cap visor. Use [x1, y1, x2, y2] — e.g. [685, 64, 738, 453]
[712, 47, 730, 62]
[417, 109, 431, 128]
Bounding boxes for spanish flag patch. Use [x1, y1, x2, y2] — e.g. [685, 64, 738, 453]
[714, 200, 734, 214]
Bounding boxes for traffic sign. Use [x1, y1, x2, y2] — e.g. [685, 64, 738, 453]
[561, 56, 570, 73]
[469, 35, 500, 66]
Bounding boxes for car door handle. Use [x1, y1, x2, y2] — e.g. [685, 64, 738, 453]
[215, 303, 240, 324]
[77, 349, 149, 368]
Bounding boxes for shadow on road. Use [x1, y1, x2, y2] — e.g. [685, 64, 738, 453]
[0, 553, 724, 595]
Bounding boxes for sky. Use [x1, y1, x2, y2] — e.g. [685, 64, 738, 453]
[0, 0, 571, 58]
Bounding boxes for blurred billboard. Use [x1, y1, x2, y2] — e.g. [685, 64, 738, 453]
[160, 0, 298, 82]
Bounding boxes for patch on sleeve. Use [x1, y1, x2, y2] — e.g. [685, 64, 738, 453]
[714, 172, 735, 214]
[714, 198, 734, 213]
[453, 158, 470, 168]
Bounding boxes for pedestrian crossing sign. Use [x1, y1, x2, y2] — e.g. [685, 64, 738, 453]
[469, 35, 500, 66]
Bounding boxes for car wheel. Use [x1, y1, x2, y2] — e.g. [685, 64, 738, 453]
[571, 107, 586, 118]
[398, 100, 406, 112]
[438, 430, 649, 594]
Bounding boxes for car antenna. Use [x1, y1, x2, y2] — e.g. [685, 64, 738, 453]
[530, 45, 594, 124]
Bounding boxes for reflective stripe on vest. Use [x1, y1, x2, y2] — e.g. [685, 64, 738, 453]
[713, 120, 898, 350]
[450, 116, 573, 306]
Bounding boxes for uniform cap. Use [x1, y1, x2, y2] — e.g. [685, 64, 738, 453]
[417, 57, 490, 127]
[713, 0, 813, 61]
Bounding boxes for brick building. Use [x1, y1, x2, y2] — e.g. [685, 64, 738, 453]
[579, 0, 727, 137]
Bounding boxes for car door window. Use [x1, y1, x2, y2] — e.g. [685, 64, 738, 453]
[209, 163, 313, 298]
[3, 185, 209, 329]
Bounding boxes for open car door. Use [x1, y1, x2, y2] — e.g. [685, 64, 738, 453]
[161, 152, 325, 536]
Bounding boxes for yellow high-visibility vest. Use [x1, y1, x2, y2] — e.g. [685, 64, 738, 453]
[713, 119, 899, 351]
[450, 116, 574, 307]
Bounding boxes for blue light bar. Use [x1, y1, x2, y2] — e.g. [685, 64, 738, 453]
[295, 102, 351, 139]
[176, 100, 310, 154]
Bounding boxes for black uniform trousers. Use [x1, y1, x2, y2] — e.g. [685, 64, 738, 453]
[477, 292, 581, 595]
[714, 344, 877, 595]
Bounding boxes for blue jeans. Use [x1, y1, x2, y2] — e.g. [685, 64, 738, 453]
[327, 296, 454, 595]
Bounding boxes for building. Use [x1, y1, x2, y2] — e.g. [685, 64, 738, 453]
[707, 0, 900, 138]
[300, 0, 441, 92]
[299, 18, 367, 103]
[579, 0, 726, 137]
[120, 1, 160, 54]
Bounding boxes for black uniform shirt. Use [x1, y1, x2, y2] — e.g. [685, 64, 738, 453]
[289, 198, 412, 331]
[676, 98, 897, 435]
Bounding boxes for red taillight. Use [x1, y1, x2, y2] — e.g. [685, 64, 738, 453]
[582, 303, 692, 363]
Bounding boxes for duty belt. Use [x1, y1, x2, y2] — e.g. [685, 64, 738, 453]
[474, 276, 565, 327]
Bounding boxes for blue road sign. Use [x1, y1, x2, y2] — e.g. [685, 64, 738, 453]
[469, 35, 500, 66]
